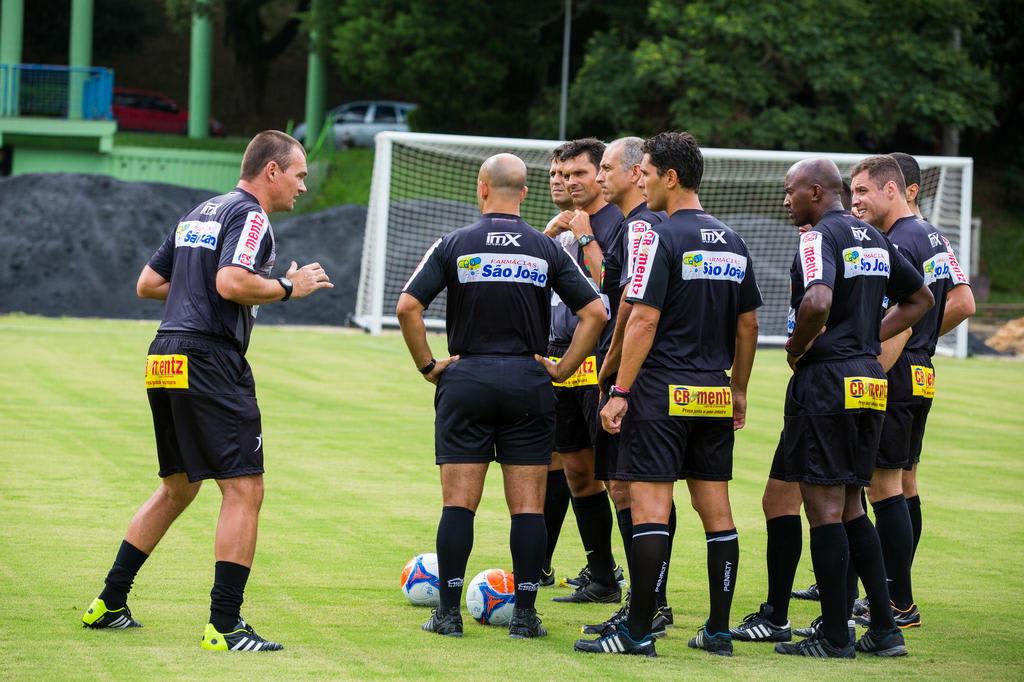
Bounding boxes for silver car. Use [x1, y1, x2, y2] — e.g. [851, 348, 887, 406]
[293, 100, 417, 148]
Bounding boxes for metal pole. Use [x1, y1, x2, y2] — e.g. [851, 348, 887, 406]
[558, 0, 571, 140]
[1, 0, 25, 117]
[188, 0, 213, 139]
[68, 0, 93, 119]
[303, 0, 326, 149]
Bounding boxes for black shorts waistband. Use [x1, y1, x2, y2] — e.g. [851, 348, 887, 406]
[154, 331, 237, 350]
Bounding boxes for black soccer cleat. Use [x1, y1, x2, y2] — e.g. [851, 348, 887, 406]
[855, 626, 908, 657]
[730, 603, 792, 642]
[794, 616, 856, 643]
[563, 564, 626, 589]
[581, 593, 629, 636]
[792, 583, 820, 601]
[539, 565, 556, 588]
[81, 598, 143, 629]
[852, 597, 870, 616]
[855, 601, 921, 629]
[421, 606, 463, 637]
[200, 618, 284, 652]
[650, 606, 673, 639]
[574, 622, 657, 657]
[552, 578, 622, 604]
[656, 604, 674, 626]
[774, 631, 855, 658]
[688, 623, 733, 656]
[508, 607, 547, 639]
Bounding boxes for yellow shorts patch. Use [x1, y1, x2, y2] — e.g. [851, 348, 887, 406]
[550, 355, 598, 388]
[145, 354, 189, 389]
[844, 376, 887, 410]
[910, 365, 936, 399]
[668, 385, 733, 417]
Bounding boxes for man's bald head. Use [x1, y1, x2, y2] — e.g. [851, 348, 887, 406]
[786, 158, 844, 196]
[479, 153, 527, 194]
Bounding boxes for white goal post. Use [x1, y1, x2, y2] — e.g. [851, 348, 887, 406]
[354, 131, 974, 357]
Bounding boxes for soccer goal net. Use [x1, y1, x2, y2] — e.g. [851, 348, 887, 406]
[354, 131, 974, 357]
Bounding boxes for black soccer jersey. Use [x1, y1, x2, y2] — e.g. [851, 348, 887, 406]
[403, 213, 601, 356]
[789, 209, 923, 364]
[148, 188, 276, 355]
[886, 216, 970, 356]
[625, 209, 762, 372]
[549, 202, 624, 347]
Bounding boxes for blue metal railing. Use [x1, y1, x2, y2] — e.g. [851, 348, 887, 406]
[0, 64, 113, 120]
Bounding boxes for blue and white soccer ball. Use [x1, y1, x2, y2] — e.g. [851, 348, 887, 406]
[401, 553, 440, 606]
[465, 568, 516, 625]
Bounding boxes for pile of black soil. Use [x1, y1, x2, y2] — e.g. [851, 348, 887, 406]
[0, 173, 367, 325]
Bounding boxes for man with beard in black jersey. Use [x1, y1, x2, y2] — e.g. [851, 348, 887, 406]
[82, 131, 332, 652]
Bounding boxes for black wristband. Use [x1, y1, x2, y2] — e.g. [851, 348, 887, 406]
[418, 358, 437, 375]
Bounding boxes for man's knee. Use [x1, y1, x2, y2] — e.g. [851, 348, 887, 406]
[561, 449, 602, 496]
[160, 474, 201, 510]
[902, 466, 918, 497]
[607, 480, 630, 510]
[217, 474, 264, 510]
[689, 481, 734, 531]
[762, 478, 801, 519]
[867, 467, 903, 502]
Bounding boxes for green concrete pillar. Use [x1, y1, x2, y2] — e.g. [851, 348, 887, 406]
[188, 0, 212, 139]
[68, 0, 93, 119]
[303, 0, 326, 149]
[1, 0, 25, 116]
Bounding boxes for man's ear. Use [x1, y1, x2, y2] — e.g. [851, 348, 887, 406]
[664, 168, 679, 189]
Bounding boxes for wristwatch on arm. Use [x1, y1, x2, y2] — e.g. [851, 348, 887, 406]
[578, 234, 596, 247]
[277, 276, 293, 301]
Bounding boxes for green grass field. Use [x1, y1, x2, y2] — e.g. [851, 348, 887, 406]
[0, 315, 1021, 680]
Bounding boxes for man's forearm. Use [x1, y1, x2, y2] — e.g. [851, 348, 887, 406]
[581, 242, 604, 286]
[397, 312, 434, 369]
[217, 269, 288, 306]
[140, 283, 170, 301]
[559, 309, 604, 379]
[878, 327, 911, 372]
[731, 314, 758, 393]
[601, 294, 632, 379]
[615, 312, 658, 389]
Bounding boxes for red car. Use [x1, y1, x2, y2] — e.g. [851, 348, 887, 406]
[113, 87, 225, 136]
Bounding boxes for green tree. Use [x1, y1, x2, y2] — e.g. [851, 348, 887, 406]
[568, 0, 998, 151]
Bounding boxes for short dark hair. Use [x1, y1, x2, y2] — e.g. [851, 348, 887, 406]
[889, 152, 923, 196]
[841, 179, 852, 210]
[642, 132, 703, 191]
[850, 154, 906, 193]
[240, 130, 304, 180]
[556, 137, 605, 171]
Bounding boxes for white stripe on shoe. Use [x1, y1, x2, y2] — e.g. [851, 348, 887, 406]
[231, 637, 249, 651]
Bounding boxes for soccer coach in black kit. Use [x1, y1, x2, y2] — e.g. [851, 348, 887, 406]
[397, 153, 607, 639]
[82, 131, 332, 652]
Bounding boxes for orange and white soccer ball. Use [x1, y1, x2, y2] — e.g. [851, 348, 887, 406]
[465, 568, 516, 625]
[400, 553, 440, 606]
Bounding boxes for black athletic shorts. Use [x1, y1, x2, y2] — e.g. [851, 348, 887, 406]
[433, 355, 555, 465]
[146, 332, 264, 483]
[768, 431, 787, 481]
[877, 351, 934, 470]
[594, 374, 618, 481]
[779, 358, 887, 486]
[547, 344, 600, 453]
[615, 367, 735, 482]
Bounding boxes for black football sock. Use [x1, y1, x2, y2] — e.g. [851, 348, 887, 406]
[571, 490, 617, 587]
[543, 470, 571, 569]
[99, 540, 149, 609]
[510, 513, 546, 611]
[624, 523, 669, 640]
[657, 502, 676, 607]
[809, 523, 850, 648]
[906, 494, 922, 561]
[436, 506, 474, 611]
[765, 515, 801, 625]
[706, 528, 739, 634]
[616, 507, 633, 569]
[872, 494, 915, 609]
[845, 513, 896, 631]
[209, 561, 250, 632]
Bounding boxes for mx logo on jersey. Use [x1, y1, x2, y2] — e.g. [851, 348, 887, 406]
[701, 229, 726, 244]
[486, 232, 521, 247]
[852, 227, 871, 241]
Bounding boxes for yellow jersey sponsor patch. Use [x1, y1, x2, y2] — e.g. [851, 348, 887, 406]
[668, 385, 733, 417]
[844, 376, 887, 410]
[145, 354, 189, 389]
[550, 355, 598, 388]
[910, 365, 936, 399]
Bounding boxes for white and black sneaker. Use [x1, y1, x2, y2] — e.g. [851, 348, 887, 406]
[774, 631, 855, 658]
[574, 622, 657, 657]
[855, 627, 908, 657]
[730, 603, 792, 642]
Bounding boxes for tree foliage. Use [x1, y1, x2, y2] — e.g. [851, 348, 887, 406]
[568, 0, 998, 151]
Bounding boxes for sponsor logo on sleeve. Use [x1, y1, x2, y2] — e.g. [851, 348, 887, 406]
[629, 230, 659, 298]
[668, 385, 733, 417]
[786, 307, 796, 334]
[800, 231, 823, 286]
[942, 236, 969, 284]
[624, 219, 652, 278]
[456, 253, 549, 286]
[844, 376, 888, 411]
[174, 220, 221, 250]
[680, 250, 747, 283]
[842, 247, 890, 278]
[231, 210, 270, 269]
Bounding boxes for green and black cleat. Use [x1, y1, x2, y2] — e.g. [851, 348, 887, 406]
[200, 618, 283, 652]
[82, 598, 142, 630]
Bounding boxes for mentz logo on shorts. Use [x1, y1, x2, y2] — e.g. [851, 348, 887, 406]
[485, 232, 522, 247]
[456, 253, 549, 285]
